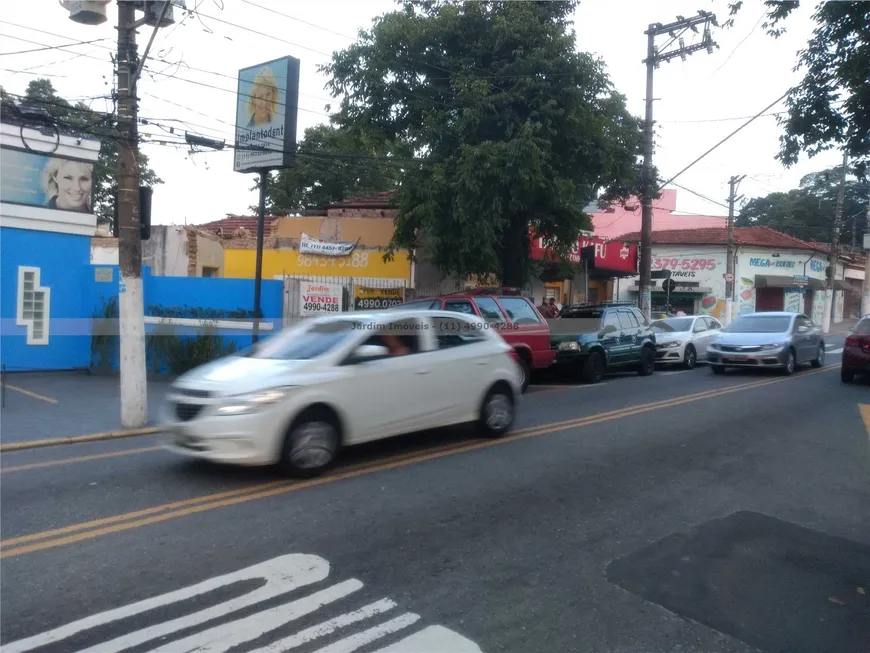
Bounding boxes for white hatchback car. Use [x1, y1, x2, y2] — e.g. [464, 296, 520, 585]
[161, 310, 522, 477]
[651, 315, 722, 369]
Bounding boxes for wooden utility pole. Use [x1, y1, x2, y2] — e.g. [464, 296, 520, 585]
[823, 151, 848, 334]
[639, 12, 717, 320]
[725, 175, 745, 326]
[862, 184, 870, 316]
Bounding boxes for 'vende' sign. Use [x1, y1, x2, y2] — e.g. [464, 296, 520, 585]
[299, 281, 342, 316]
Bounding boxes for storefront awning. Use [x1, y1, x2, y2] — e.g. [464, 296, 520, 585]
[754, 275, 825, 290]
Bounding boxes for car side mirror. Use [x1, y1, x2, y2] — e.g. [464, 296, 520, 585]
[348, 344, 390, 364]
[601, 324, 617, 336]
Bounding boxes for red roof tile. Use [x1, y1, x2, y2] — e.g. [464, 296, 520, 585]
[613, 226, 818, 250]
[198, 215, 281, 235]
[328, 191, 396, 208]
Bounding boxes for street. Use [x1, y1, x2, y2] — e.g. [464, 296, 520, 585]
[1, 341, 868, 653]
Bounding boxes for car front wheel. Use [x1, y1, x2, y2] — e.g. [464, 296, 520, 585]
[683, 344, 697, 370]
[781, 349, 796, 375]
[810, 343, 824, 368]
[581, 351, 605, 384]
[280, 409, 340, 478]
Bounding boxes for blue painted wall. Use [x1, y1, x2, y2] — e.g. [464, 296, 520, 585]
[0, 227, 93, 371]
[2, 224, 284, 373]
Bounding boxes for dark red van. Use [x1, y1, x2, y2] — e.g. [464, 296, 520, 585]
[396, 290, 556, 392]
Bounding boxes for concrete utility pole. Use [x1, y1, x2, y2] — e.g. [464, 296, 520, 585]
[116, 1, 147, 427]
[639, 12, 718, 320]
[822, 151, 848, 334]
[725, 175, 745, 326]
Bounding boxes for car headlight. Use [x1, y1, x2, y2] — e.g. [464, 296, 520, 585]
[215, 387, 294, 416]
[759, 342, 788, 351]
[658, 340, 682, 348]
[558, 341, 580, 351]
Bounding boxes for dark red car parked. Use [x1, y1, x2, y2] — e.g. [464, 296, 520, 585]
[395, 290, 556, 392]
[841, 315, 870, 383]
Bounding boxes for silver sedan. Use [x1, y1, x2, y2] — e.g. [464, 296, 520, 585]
[706, 312, 826, 375]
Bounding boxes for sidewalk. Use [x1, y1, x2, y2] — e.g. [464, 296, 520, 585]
[826, 318, 861, 336]
[1, 372, 172, 444]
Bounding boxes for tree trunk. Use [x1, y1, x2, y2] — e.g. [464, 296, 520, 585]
[500, 215, 529, 287]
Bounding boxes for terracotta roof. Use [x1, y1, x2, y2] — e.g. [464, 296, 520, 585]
[197, 215, 281, 235]
[807, 241, 865, 263]
[613, 226, 818, 250]
[328, 191, 396, 208]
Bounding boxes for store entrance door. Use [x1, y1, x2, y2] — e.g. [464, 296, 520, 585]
[756, 287, 784, 312]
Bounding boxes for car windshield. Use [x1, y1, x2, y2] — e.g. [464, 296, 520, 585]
[724, 316, 792, 333]
[651, 318, 693, 333]
[240, 320, 361, 360]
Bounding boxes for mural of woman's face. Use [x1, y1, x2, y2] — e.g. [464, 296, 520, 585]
[251, 82, 277, 124]
[54, 161, 92, 210]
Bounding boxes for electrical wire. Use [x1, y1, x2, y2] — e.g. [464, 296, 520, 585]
[670, 183, 730, 211]
[0, 36, 109, 56]
[709, 9, 766, 78]
[657, 90, 790, 191]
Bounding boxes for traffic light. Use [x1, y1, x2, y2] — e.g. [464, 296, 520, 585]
[112, 186, 153, 240]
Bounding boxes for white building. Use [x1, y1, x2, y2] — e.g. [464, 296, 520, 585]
[614, 227, 849, 324]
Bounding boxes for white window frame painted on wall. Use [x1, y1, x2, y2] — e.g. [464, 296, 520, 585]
[16, 266, 50, 345]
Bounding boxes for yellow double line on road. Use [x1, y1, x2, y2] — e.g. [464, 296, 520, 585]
[0, 366, 837, 559]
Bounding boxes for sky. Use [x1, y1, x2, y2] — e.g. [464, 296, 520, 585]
[0, 0, 844, 226]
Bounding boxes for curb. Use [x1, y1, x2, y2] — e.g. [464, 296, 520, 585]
[0, 427, 163, 452]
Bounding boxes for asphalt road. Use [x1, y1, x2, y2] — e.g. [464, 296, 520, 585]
[2, 340, 868, 653]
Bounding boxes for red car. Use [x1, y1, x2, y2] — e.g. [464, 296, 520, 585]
[396, 290, 556, 392]
[841, 315, 870, 383]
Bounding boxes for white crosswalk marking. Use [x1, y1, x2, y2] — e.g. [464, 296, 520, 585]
[826, 348, 843, 354]
[5, 554, 483, 653]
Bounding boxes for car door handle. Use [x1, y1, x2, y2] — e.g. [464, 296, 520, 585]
[475, 360, 489, 366]
[415, 369, 431, 375]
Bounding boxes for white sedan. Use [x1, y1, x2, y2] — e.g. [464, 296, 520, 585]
[651, 315, 722, 369]
[161, 310, 522, 477]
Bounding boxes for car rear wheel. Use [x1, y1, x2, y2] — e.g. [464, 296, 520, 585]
[478, 383, 515, 438]
[280, 409, 340, 478]
[581, 351, 605, 384]
[782, 349, 796, 375]
[683, 344, 697, 370]
[841, 368, 855, 383]
[516, 356, 531, 394]
[637, 345, 655, 376]
[810, 343, 824, 368]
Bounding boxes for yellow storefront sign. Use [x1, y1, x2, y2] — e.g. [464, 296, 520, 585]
[223, 248, 412, 281]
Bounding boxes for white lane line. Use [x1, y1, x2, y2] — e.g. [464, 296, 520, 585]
[309, 613, 421, 653]
[3, 554, 330, 653]
[232, 598, 396, 653]
[657, 370, 694, 376]
[826, 348, 844, 354]
[373, 625, 484, 652]
[6, 554, 483, 653]
[531, 383, 609, 389]
[147, 579, 365, 653]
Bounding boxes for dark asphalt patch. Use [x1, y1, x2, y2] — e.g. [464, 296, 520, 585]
[606, 510, 870, 653]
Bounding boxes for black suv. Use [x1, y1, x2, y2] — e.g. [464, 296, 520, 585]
[550, 302, 657, 383]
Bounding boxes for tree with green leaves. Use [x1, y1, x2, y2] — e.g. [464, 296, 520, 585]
[322, 0, 644, 286]
[254, 124, 400, 214]
[736, 165, 869, 244]
[1, 79, 162, 228]
[726, 1, 869, 170]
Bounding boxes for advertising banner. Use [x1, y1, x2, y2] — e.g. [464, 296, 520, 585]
[353, 285, 404, 311]
[529, 234, 637, 274]
[233, 55, 300, 172]
[299, 233, 358, 257]
[0, 147, 94, 213]
[299, 280, 343, 316]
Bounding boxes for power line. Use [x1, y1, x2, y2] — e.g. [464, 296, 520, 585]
[670, 183, 730, 210]
[709, 9, 766, 78]
[657, 90, 790, 191]
[0, 35, 109, 55]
